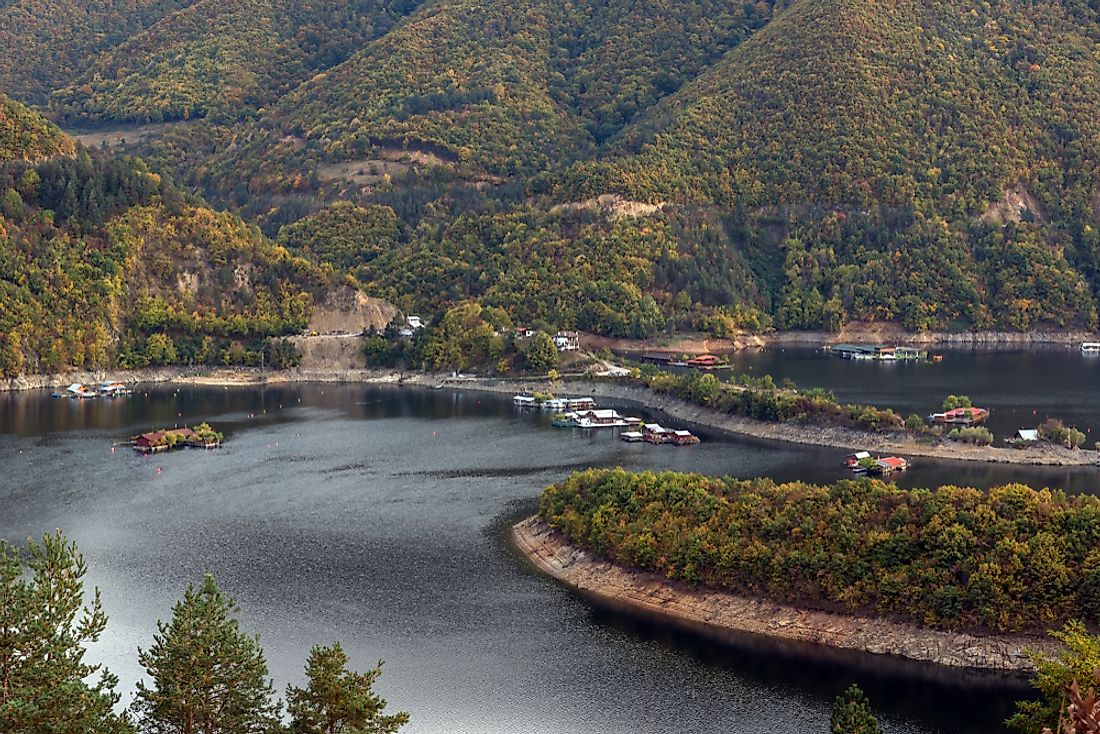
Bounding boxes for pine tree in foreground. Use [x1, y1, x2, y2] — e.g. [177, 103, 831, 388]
[0, 531, 133, 734]
[132, 574, 281, 734]
[830, 684, 883, 734]
[287, 643, 409, 734]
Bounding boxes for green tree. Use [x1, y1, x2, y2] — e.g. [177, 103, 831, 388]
[132, 575, 281, 734]
[0, 331, 24, 378]
[144, 333, 178, 366]
[524, 331, 558, 373]
[1, 187, 24, 219]
[1010, 622, 1100, 734]
[942, 394, 972, 411]
[423, 303, 502, 372]
[0, 531, 133, 734]
[286, 643, 409, 734]
[830, 685, 883, 734]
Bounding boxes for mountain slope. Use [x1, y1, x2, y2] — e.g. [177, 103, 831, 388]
[0, 93, 75, 162]
[583, 0, 1100, 220]
[52, 0, 424, 124]
[0, 101, 347, 377]
[0, 0, 192, 104]
[543, 0, 1100, 331]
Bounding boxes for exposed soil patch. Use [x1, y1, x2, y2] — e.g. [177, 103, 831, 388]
[68, 121, 193, 150]
[980, 184, 1044, 224]
[552, 194, 666, 218]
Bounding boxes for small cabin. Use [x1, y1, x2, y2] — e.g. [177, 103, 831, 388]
[687, 354, 720, 367]
[670, 430, 700, 446]
[873, 456, 909, 475]
[135, 428, 196, 450]
[575, 409, 622, 425]
[931, 407, 990, 425]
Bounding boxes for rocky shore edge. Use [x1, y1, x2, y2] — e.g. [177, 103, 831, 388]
[512, 515, 1056, 672]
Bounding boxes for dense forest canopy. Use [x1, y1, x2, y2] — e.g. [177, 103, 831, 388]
[0, 93, 75, 163]
[0, 0, 193, 104]
[50, 0, 427, 125]
[2, 0, 1100, 339]
[541, 468, 1100, 633]
[0, 102, 339, 376]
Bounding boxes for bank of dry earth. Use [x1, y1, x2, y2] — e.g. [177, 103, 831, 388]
[512, 516, 1056, 671]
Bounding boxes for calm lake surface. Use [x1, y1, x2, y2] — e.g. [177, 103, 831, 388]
[2, 354, 1097, 733]
[721, 345, 1100, 440]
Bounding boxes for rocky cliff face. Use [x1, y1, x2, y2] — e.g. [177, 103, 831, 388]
[512, 516, 1058, 672]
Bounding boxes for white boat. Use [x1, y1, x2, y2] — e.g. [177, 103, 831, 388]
[1081, 342, 1100, 354]
[513, 395, 537, 407]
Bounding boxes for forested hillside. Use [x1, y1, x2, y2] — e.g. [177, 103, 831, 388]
[51, 0, 424, 125]
[5, 0, 1100, 340]
[0, 94, 75, 163]
[0, 103, 336, 377]
[0, 0, 192, 104]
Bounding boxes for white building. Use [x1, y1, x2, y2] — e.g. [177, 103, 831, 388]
[553, 331, 580, 352]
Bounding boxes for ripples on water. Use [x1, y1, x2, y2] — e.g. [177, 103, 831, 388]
[2, 378, 1078, 734]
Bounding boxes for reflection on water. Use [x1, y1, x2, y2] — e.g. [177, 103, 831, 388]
[644, 345, 1100, 440]
[0, 382, 1068, 734]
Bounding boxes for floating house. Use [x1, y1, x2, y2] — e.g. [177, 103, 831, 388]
[687, 354, 721, 368]
[670, 430, 701, 446]
[827, 344, 926, 361]
[638, 423, 699, 445]
[514, 395, 597, 411]
[132, 424, 222, 453]
[871, 456, 909, 475]
[930, 407, 990, 425]
[620, 431, 645, 442]
[98, 381, 132, 396]
[134, 428, 196, 452]
[66, 383, 98, 398]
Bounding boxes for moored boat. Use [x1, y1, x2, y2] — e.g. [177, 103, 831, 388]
[844, 451, 873, 472]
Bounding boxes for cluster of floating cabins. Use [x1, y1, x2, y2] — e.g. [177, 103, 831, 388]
[512, 395, 700, 445]
[53, 381, 132, 398]
[825, 344, 929, 361]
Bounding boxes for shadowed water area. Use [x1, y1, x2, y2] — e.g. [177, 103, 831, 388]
[2, 373, 1095, 733]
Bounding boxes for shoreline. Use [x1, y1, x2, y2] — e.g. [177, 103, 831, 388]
[587, 326, 1099, 355]
[511, 516, 1055, 672]
[399, 375, 1100, 468]
[7, 367, 1100, 467]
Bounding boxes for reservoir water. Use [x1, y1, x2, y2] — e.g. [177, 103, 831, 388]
[720, 345, 1100, 440]
[2, 359, 1096, 733]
